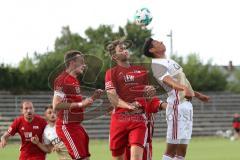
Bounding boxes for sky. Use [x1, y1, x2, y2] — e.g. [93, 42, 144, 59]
[0, 0, 240, 66]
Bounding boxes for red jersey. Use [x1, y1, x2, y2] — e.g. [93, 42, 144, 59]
[7, 115, 47, 160]
[105, 65, 148, 113]
[54, 71, 83, 125]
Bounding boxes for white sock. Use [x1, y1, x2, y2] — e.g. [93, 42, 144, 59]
[173, 155, 185, 160]
[162, 155, 173, 160]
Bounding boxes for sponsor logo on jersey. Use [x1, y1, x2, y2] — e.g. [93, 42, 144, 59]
[133, 70, 141, 73]
[33, 126, 39, 129]
[24, 132, 32, 140]
[124, 74, 135, 83]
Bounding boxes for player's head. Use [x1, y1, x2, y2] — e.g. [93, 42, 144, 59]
[143, 37, 166, 58]
[105, 39, 132, 62]
[21, 100, 34, 120]
[64, 50, 86, 75]
[44, 105, 56, 123]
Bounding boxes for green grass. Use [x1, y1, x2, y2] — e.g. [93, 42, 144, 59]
[0, 137, 239, 160]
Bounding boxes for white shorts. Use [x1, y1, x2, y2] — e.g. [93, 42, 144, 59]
[166, 101, 193, 144]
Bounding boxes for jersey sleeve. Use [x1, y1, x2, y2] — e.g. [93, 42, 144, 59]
[151, 63, 170, 81]
[43, 128, 51, 145]
[7, 118, 20, 136]
[54, 78, 66, 99]
[105, 69, 116, 90]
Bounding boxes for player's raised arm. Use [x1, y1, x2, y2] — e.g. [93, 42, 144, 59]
[52, 91, 94, 111]
[194, 91, 210, 102]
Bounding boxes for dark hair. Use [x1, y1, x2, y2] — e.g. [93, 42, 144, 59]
[105, 39, 133, 56]
[143, 38, 154, 57]
[44, 105, 53, 112]
[64, 50, 83, 67]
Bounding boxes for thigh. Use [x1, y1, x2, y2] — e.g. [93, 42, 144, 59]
[178, 102, 193, 140]
[128, 121, 147, 148]
[110, 115, 129, 154]
[57, 125, 90, 160]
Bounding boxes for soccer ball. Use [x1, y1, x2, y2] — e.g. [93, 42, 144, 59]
[134, 8, 153, 27]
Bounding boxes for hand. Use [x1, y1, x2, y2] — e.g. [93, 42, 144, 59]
[144, 85, 156, 98]
[183, 87, 194, 100]
[81, 98, 94, 108]
[91, 89, 104, 100]
[127, 101, 141, 110]
[31, 135, 39, 145]
[0, 138, 7, 148]
[52, 146, 61, 152]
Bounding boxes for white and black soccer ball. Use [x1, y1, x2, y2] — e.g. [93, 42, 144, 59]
[134, 8, 153, 27]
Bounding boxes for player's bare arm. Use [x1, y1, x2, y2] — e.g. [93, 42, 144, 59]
[194, 91, 210, 102]
[0, 132, 10, 148]
[106, 89, 139, 110]
[53, 89, 103, 111]
[163, 75, 194, 99]
[31, 135, 52, 153]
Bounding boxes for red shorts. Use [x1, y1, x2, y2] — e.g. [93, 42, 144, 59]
[56, 123, 90, 159]
[124, 142, 152, 160]
[19, 155, 45, 160]
[110, 113, 148, 157]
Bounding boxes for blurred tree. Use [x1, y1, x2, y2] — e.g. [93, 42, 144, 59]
[226, 69, 240, 93]
[18, 54, 35, 73]
[172, 53, 227, 91]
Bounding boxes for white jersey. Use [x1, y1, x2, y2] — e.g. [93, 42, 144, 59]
[151, 58, 194, 105]
[43, 124, 71, 160]
[152, 58, 194, 142]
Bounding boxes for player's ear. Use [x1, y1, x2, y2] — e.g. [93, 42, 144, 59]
[149, 47, 155, 53]
[111, 55, 117, 61]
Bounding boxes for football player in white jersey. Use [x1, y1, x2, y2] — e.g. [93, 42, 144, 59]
[143, 38, 209, 160]
[31, 105, 71, 160]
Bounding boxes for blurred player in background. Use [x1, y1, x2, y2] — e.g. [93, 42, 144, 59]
[0, 100, 47, 160]
[143, 38, 209, 160]
[105, 39, 164, 160]
[232, 113, 240, 140]
[52, 50, 103, 160]
[31, 105, 71, 160]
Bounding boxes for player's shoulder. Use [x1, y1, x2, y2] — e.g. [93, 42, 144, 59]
[43, 124, 53, 134]
[54, 71, 77, 85]
[105, 66, 118, 76]
[152, 58, 169, 65]
[132, 65, 147, 71]
[14, 116, 24, 123]
[34, 115, 47, 124]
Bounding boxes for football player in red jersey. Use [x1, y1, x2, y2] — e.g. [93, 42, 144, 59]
[52, 50, 103, 160]
[105, 39, 167, 160]
[0, 100, 47, 160]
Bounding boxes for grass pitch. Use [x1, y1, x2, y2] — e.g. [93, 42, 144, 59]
[0, 137, 239, 160]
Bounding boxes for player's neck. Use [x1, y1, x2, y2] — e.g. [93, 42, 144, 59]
[117, 61, 130, 68]
[24, 117, 33, 123]
[154, 53, 166, 59]
[48, 121, 55, 127]
[65, 68, 77, 78]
